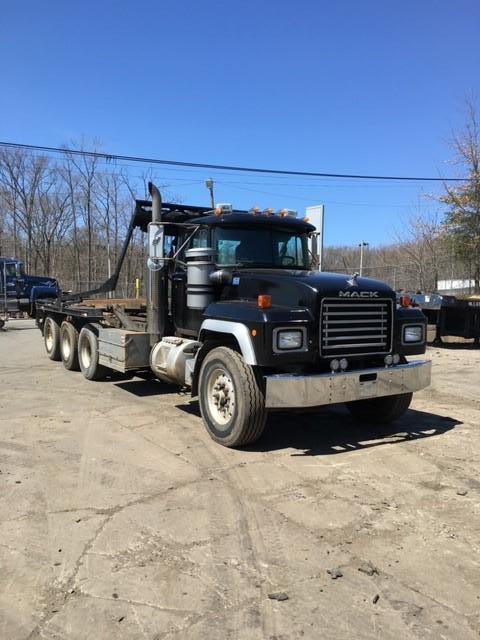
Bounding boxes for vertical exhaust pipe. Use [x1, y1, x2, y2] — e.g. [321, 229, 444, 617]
[147, 182, 167, 345]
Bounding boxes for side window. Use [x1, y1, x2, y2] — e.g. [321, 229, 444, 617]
[175, 228, 210, 266]
[191, 229, 209, 249]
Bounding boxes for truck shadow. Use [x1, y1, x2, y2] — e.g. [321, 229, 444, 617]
[175, 400, 460, 456]
[428, 341, 479, 350]
[114, 374, 185, 397]
[115, 376, 460, 457]
[252, 407, 460, 456]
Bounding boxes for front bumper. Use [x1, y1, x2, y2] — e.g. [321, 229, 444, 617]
[264, 359, 431, 409]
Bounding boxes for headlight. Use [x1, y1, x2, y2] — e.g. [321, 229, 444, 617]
[403, 325, 424, 343]
[276, 329, 304, 350]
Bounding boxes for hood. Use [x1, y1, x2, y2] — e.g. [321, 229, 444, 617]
[223, 269, 395, 309]
[25, 274, 59, 288]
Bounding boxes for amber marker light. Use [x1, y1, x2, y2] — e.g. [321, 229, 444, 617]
[251, 329, 257, 337]
[257, 295, 272, 309]
[399, 295, 412, 307]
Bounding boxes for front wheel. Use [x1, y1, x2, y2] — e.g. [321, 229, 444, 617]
[198, 346, 267, 447]
[346, 392, 413, 424]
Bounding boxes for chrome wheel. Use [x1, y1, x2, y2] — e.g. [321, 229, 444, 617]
[80, 339, 92, 369]
[62, 333, 71, 359]
[45, 322, 54, 352]
[207, 367, 236, 428]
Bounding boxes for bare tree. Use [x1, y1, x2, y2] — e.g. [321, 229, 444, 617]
[437, 97, 480, 292]
[393, 209, 446, 291]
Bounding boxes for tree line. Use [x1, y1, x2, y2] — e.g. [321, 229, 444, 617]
[1, 100, 479, 296]
[0, 142, 160, 295]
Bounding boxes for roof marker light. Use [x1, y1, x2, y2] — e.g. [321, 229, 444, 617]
[215, 203, 233, 215]
[278, 209, 298, 218]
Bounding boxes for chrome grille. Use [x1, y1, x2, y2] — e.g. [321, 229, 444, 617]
[320, 298, 393, 357]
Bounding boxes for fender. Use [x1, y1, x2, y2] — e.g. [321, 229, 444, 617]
[199, 319, 257, 365]
[30, 285, 59, 303]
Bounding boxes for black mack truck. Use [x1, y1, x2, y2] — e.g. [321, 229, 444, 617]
[36, 183, 431, 448]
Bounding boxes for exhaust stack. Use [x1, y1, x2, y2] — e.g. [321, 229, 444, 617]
[147, 182, 167, 345]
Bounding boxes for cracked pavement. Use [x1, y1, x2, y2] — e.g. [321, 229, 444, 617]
[1, 320, 479, 639]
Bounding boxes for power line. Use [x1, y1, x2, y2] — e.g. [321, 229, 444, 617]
[0, 140, 470, 183]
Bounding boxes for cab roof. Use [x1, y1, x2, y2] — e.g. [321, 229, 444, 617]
[192, 212, 315, 233]
[133, 199, 315, 233]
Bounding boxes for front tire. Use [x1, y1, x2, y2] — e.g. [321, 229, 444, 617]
[44, 316, 61, 361]
[60, 321, 80, 371]
[346, 392, 413, 424]
[198, 346, 267, 447]
[78, 325, 108, 381]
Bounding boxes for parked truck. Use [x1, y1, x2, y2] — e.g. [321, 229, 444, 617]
[0, 256, 60, 326]
[36, 183, 431, 447]
[403, 292, 480, 345]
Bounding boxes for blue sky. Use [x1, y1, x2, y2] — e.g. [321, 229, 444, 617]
[1, 0, 479, 246]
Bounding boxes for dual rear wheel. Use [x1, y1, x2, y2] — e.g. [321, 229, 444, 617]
[43, 317, 106, 380]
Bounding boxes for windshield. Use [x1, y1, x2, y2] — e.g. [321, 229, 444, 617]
[214, 227, 310, 269]
[2, 263, 18, 277]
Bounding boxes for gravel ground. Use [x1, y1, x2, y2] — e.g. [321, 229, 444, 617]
[0, 319, 479, 639]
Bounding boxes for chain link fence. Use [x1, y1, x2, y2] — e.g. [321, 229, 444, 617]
[324, 261, 476, 295]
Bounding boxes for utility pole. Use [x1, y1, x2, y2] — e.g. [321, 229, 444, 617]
[205, 178, 215, 209]
[358, 241, 369, 276]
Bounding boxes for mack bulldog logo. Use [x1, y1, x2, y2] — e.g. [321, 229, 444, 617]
[339, 291, 379, 298]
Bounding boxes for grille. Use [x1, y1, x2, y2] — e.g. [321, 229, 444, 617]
[320, 297, 393, 357]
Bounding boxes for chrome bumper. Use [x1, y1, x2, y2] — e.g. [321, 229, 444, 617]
[264, 360, 431, 409]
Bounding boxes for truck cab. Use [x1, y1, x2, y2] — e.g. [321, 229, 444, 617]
[36, 184, 431, 448]
[0, 257, 60, 317]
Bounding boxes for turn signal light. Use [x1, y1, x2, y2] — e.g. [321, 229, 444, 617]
[257, 294, 272, 309]
[399, 295, 411, 307]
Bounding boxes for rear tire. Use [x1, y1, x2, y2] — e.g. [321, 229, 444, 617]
[44, 316, 61, 361]
[60, 321, 80, 371]
[346, 392, 413, 424]
[198, 346, 267, 447]
[78, 325, 108, 381]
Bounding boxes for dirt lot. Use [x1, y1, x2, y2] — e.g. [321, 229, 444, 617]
[1, 320, 479, 640]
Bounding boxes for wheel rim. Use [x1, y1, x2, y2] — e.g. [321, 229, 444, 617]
[45, 322, 54, 352]
[80, 338, 92, 369]
[206, 367, 236, 428]
[62, 333, 71, 359]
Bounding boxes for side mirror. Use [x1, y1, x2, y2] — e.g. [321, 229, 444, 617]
[147, 222, 165, 270]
